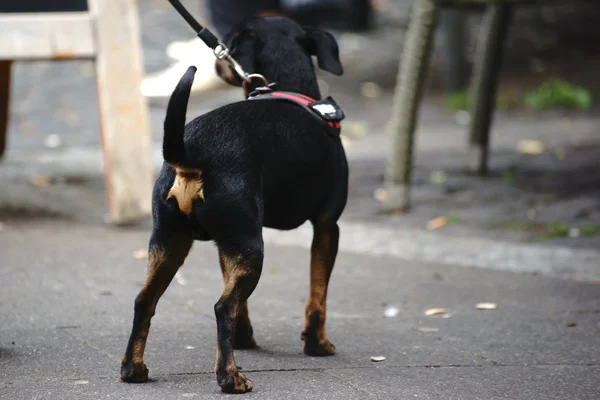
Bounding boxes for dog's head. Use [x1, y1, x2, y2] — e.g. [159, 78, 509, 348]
[215, 17, 343, 98]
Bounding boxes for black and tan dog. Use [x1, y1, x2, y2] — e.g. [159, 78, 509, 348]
[120, 17, 348, 394]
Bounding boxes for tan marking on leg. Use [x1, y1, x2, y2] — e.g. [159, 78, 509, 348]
[131, 246, 168, 367]
[167, 166, 204, 215]
[219, 249, 257, 349]
[132, 338, 146, 365]
[303, 216, 338, 356]
[144, 247, 167, 286]
[214, 249, 260, 393]
[121, 237, 192, 383]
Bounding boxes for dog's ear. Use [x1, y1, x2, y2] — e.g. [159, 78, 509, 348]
[300, 29, 343, 76]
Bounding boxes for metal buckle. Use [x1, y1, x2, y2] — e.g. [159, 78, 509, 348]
[243, 74, 271, 97]
[213, 43, 229, 60]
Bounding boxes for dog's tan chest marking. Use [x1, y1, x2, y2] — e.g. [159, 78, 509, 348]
[167, 166, 204, 215]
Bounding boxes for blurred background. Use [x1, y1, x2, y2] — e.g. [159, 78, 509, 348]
[1, 2, 600, 398]
[2, 0, 600, 247]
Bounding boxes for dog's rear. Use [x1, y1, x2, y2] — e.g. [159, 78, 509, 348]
[121, 16, 348, 394]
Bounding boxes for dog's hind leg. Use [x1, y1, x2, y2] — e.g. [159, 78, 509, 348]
[218, 248, 257, 350]
[214, 238, 263, 393]
[120, 228, 193, 383]
[302, 215, 338, 357]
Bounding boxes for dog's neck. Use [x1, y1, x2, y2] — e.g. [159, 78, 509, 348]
[256, 46, 322, 100]
[265, 72, 321, 100]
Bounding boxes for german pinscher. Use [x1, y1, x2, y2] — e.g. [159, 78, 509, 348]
[120, 16, 348, 394]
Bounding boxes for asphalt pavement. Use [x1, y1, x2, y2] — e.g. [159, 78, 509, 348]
[1, 220, 599, 399]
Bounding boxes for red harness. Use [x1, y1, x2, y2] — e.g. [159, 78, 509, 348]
[246, 90, 344, 134]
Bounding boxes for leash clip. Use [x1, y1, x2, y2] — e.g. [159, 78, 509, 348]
[243, 74, 272, 97]
[213, 43, 229, 60]
[214, 42, 251, 83]
[168, 0, 271, 90]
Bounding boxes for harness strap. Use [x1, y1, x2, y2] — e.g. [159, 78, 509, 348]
[247, 91, 343, 136]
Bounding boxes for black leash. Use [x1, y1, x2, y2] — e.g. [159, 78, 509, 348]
[167, 0, 343, 132]
[167, 0, 252, 83]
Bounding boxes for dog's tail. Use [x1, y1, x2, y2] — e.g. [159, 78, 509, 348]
[163, 66, 197, 165]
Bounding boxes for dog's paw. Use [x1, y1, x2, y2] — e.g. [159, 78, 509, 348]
[218, 371, 254, 394]
[120, 361, 149, 383]
[303, 338, 336, 357]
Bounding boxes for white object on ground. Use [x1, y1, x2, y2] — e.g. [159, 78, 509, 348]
[475, 303, 497, 310]
[384, 305, 400, 318]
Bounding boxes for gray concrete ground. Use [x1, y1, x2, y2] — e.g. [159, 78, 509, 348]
[2, 1, 600, 399]
[1, 221, 599, 399]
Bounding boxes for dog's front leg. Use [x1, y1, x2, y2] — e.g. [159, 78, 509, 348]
[302, 215, 338, 356]
[214, 242, 263, 393]
[120, 230, 193, 383]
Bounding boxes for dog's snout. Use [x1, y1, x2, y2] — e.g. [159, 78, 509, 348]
[215, 59, 242, 86]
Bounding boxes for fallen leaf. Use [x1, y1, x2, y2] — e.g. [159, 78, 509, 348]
[360, 82, 382, 99]
[384, 305, 400, 318]
[370, 356, 386, 362]
[374, 188, 388, 202]
[186, 300, 197, 312]
[475, 303, 497, 310]
[429, 170, 447, 184]
[29, 175, 53, 187]
[133, 249, 149, 260]
[426, 216, 448, 231]
[425, 308, 446, 316]
[175, 271, 188, 286]
[517, 140, 544, 155]
[418, 327, 440, 333]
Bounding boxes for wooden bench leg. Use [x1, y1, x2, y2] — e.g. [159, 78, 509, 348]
[466, 4, 513, 176]
[384, 0, 439, 212]
[90, 0, 154, 224]
[0, 61, 12, 160]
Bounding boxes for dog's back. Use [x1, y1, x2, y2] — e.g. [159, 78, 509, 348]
[162, 67, 348, 231]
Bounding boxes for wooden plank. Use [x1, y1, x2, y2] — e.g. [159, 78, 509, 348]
[0, 13, 95, 60]
[0, 61, 12, 159]
[89, 0, 154, 224]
